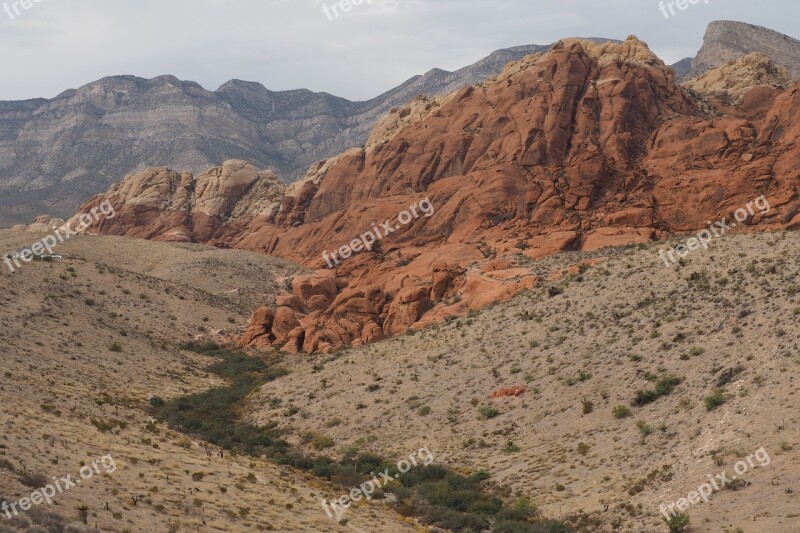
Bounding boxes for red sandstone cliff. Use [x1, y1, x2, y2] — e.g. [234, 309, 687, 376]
[66, 37, 800, 352]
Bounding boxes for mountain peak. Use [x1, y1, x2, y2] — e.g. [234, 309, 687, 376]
[687, 20, 800, 79]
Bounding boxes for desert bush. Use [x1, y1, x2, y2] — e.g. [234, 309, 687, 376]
[663, 511, 690, 532]
[632, 376, 683, 406]
[705, 389, 727, 411]
[19, 471, 49, 488]
[478, 406, 500, 419]
[149, 396, 165, 407]
[612, 405, 631, 419]
[581, 398, 594, 414]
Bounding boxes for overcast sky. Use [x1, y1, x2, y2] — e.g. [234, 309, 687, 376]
[0, 0, 795, 102]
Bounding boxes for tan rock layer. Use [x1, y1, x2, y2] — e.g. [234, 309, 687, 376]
[683, 52, 791, 104]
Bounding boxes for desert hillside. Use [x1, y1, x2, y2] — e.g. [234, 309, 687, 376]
[3, 230, 796, 531]
[244, 231, 800, 532]
[0, 231, 417, 532]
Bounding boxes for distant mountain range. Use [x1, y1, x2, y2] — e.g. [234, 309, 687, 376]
[2, 21, 800, 226]
[0, 44, 556, 226]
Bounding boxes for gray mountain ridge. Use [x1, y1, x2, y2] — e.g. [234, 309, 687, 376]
[0, 44, 557, 226]
[674, 20, 800, 80]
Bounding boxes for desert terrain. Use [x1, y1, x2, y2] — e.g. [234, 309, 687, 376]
[245, 231, 800, 532]
[0, 230, 417, 532]
[2, 9, 800, 533]
[2, 229, 797, 531]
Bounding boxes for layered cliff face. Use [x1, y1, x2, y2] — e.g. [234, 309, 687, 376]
[683, 20, 800, 80]
[69, 36, 800, 353]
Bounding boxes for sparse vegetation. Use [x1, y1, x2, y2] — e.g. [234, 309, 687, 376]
[155, 343, 570, 532]
[705, 389, 728, 411]
[663, 511, 690, 532]
[612, 405, 632, 419]
[632, 375, 683, 406]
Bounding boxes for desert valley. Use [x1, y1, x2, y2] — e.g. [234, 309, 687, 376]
[1, 5, 799, 533]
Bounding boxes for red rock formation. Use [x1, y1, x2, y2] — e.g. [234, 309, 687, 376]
[490, 386, 527, 399]
[237, 307, 275, 349]
[68, 37, 800, 352]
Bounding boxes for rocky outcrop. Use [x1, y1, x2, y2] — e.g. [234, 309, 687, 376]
[62, 160, 284, 243]
[10, 216, 65, 233]
[490, 387, 527, 399]
[70, 36, 800, 353]
[683, 53, 791, 103]
[237, 307, 276, 349]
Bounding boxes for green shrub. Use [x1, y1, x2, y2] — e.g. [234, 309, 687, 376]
[705, 389, 727, 411]
[632, 376, 683, 406]
[612, 405, 632, 419]
[581, 398, 594, 414]
[149, 396, 165, 407]
[636, 421, 653, 437]
[311, 434, 335, 450]
[663, 511, 690, 532]
[478, 406, 500, 419]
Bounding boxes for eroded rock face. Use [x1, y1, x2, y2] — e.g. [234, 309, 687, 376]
[2, 43, 580, 227]
[238, 307, 276, 349]
[64, 160, 284, 243]
[70, 37, 800, 352]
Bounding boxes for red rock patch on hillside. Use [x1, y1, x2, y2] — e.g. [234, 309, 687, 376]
[490, 387, 527, 399]
[66, 37, 800, 352]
